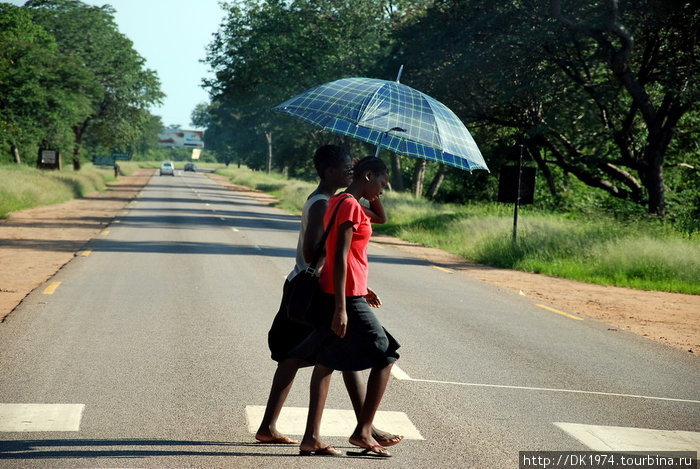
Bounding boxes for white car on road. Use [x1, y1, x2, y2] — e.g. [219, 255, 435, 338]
[160, 161, 175, 176]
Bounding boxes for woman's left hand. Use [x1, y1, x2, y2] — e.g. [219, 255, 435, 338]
[332, 306, 348, 338]
[365, 288, 382, 308]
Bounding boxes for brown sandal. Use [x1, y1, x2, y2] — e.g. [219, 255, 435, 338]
[299, 445, 342, 456]
[347, 444, 392, 458]
[255, 434, 300, 445]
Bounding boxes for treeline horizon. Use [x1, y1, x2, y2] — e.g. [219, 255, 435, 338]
[2, 0, 698, 233]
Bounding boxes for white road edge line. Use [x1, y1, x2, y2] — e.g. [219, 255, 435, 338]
[410, 378, 700, 404]
[390, 366, 698, 404]
[391, 364, 413, 381]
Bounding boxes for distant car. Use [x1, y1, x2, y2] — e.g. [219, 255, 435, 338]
[184, 163, 197, 172]
[160, 161, 175, 176]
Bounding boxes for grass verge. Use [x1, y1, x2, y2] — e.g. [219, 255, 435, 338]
[0, 163, 118, 218]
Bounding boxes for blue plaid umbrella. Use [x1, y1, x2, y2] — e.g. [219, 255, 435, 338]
[274, 76, 488, 172]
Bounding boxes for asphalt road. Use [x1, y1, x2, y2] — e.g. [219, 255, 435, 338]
[1, 171, 698, 468]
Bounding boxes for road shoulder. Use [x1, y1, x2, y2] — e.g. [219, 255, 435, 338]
[0, 169, 154, 322]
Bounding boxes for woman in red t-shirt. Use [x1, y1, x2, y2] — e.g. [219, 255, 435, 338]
[294, 157, 399, 458]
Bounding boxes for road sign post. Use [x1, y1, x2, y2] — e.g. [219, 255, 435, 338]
[497, 145, 536, 244]
[37, 149, 61, 170]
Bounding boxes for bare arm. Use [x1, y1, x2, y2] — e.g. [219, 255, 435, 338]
[302, 199, 328, 264]
[331, 221, 354, 338]
[363, 196, 387, 224]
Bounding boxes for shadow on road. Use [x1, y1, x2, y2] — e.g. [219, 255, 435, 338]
[0, 237, 433, 267]
[0, 217, 116, 230]
[119, 210, 300, 231]
[0, 438, 298, 459]
[0, 238, 297, 257]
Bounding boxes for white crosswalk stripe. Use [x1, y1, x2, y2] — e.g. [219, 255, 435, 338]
[0, 404, 84, 432]
[555, 422, 700, 455]
[245, 405, 424, 440]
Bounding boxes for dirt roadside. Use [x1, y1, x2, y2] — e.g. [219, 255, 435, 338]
[1, 170, 698, 355]
[0, 169, 154, 321]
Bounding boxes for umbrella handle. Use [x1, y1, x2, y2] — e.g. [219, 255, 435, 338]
[376, 127, 407, 157]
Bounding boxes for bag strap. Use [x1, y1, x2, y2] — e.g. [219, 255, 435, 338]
[306, 194, 351, 273]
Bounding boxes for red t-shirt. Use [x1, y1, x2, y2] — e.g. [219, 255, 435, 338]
[319, 194, 371, 297]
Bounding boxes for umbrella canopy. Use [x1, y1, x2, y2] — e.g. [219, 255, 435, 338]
[274, 77, 488, 172]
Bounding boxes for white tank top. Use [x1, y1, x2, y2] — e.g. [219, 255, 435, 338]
[287, 193, 329, 281]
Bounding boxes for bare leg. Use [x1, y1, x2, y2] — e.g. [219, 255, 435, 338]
[341, 370, 365, 417]
[300, 364, 339, 453]
[348, 363, 393, 456]
[255, 358, 303, 444]
[342, 370, 403, 446]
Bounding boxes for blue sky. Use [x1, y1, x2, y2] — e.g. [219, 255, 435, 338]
[8, 0, 227, 129]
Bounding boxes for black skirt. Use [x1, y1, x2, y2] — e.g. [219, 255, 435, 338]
[290, 294, 400, 371]
[267, 279, 328, 365]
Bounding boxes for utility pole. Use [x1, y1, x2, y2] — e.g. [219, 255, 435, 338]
[512, 145, 524, 244]
[265, 131, 272, 174]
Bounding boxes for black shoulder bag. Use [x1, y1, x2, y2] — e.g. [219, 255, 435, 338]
[286, 195, 349, 325]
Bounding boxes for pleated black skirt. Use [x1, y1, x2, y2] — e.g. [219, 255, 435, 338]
[290, 294, 400, 371]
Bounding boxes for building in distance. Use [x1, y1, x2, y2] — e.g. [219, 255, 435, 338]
[158, 128, 204, 148]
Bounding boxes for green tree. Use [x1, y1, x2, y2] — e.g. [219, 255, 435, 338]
[203, 0, 431, 174]
[191, 101, 236, 166]
[25, 0, 164, 170]
[133, 114, 165, 156]
[0, 3, 93, 165]
[392, 0, 699, 217]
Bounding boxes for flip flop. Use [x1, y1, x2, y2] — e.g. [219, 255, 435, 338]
[255, 435, 300, 445]
[375, 433, 404, 447]
[347, 444, 392, 458]
[299, 445, 342, 456]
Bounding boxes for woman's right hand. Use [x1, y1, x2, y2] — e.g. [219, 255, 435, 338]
[332, 306, 348, 338]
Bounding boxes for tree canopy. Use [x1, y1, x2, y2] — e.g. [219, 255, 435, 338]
[202, 0, 429, 173]
[0, 0, 164, 168]
[0, 3, 93, 164]
[201, 0, 698, 227]
[390, 0, 698, 217]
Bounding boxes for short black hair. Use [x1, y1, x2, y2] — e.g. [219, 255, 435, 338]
[353, 156, 387, 179]
[313, 145, 349, 178]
